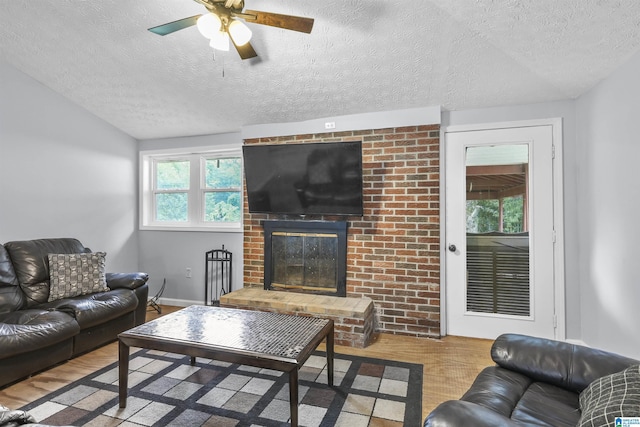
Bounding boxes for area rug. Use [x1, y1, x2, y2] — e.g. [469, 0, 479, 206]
[20, 349, 423, 427]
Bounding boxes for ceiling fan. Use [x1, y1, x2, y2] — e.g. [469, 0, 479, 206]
[148, 0, 314, 60]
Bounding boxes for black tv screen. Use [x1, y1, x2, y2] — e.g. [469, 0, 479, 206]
[242, 141, 364, 216]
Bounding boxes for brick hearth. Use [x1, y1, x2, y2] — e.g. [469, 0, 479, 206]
[220, 287, 375, 348]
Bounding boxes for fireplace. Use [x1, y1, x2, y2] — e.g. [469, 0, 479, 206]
[263, 220, 347, 297]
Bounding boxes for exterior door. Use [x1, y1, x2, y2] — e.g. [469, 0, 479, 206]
[444, 122, 563, 340]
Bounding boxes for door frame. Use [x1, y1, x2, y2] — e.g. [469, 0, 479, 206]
[440, 118, 566, 340]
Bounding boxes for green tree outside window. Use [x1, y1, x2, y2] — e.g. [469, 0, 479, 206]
[204, 158, 242, 223]
[155, 160, 189, 222]
[467, 195, 524, 233]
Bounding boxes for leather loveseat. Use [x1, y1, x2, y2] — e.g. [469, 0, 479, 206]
[0, 238, 149, 388]
[425, 333, 640, 427]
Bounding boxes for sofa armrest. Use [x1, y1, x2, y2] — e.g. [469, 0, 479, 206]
[491, 333, 640, 393]
[106, 272, 149, 290]
[424, 400, 521, 427]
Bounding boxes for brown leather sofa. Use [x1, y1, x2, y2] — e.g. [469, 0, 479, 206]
[424, 333, 640, 427]
[0, 238, 148, 388]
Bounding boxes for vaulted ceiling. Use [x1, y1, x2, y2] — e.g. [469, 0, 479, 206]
[1, 0, 640, 140]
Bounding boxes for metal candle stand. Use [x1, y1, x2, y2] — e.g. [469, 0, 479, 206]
[205, 246, 232, 306]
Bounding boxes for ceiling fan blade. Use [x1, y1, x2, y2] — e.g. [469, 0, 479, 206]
[231, 37, 258, 60]
[148, 15, 201, 36]
[241, 10, 314, 34]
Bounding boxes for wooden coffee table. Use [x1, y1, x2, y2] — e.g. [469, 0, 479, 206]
[118, 305, 334, 426]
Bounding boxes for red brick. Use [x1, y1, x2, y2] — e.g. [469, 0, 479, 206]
[242, 125, 440, 340]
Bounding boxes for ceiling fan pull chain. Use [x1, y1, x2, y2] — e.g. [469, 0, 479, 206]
[210, 51, 225, 78]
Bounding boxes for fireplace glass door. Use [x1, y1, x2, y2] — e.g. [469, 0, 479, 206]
[271, 231, 338, 293]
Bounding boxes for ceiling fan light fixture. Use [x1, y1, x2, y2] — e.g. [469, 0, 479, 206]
[228, 20, 252, 46]
[197, 13, 222, 39]
[210, 31, 230, 51]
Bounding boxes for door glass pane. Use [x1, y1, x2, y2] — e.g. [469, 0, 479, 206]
[465, 145, 530, 316]
[270, 232, 338, 292]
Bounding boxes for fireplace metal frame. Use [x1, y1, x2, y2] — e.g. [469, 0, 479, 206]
[263, 220, 348, 297]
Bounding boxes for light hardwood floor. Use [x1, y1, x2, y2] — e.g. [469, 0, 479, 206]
[0, 305, 494, 421]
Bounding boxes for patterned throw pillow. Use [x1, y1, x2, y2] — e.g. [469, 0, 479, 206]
[47, 252, 108, 302]
[578, 364, 640, 427]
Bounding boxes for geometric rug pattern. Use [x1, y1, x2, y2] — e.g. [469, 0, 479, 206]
[20, 349, 423, 427]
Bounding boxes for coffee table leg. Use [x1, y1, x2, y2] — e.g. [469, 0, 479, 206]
[289, 368, 299, 427]
[118, 340, 130, 408]
[326, 323, 334, 387]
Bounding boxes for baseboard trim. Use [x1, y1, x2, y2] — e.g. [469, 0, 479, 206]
[156, 297, 200, 307]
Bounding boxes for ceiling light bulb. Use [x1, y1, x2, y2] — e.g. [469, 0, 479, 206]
[197, 13, 222, 39]
[210, 31, 230, 51]
[228, 20, 252, 46]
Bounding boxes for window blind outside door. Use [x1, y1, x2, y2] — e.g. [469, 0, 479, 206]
[466, 233, 530, 316]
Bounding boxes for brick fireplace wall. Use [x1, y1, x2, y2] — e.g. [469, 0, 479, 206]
[243, 125, 441, 338]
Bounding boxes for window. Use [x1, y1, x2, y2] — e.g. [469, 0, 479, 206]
[466, 196, 524, 233]
[203, 157, 242, 223]
[155, 159, 190, 222]
[140, 146, 242, 231]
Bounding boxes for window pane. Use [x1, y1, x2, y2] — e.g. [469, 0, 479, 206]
[204, 191, 241, 222]
[465, 144, 530, 317]
[205, 158, 242, 189]
[157, 160, 190, 190]
[466, 199, 499, 233]
[156, 193, 188, 221]
[503, 195, 524, 233]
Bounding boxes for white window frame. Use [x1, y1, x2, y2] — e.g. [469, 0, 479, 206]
[140, 145, 243, 232]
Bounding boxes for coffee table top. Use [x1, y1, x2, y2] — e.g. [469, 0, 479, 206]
[121, 305, 331, 359]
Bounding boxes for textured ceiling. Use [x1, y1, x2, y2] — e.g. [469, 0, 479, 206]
[1, 0, 640, 140]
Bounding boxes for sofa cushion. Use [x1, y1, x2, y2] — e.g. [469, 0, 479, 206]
[0, 309, 80, 359]
[424, 400, 522, 427]
[0, 245, 19, 288]
[47, 252, 108, 302]
[460, 366, 532, 417]
[462, 368, 581, 427]
[511, 382, 580, 427]
[0, 244, 24, 314]
[4, 238, 87, 306]
[38, 288, 138, 329]
[578, 364, 640, 427]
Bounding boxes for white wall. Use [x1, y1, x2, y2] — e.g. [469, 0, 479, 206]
[575, 51, 640, 359]
[137, 133, 244, 305]
[0, 61, 139, 273]
[442, 101, 581, 341]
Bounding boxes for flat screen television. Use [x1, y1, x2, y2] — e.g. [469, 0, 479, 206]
[242, 141, 364, 216]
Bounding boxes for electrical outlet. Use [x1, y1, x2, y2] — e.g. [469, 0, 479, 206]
[185, 268, 192, 278]
[324, 121, 336, 129]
